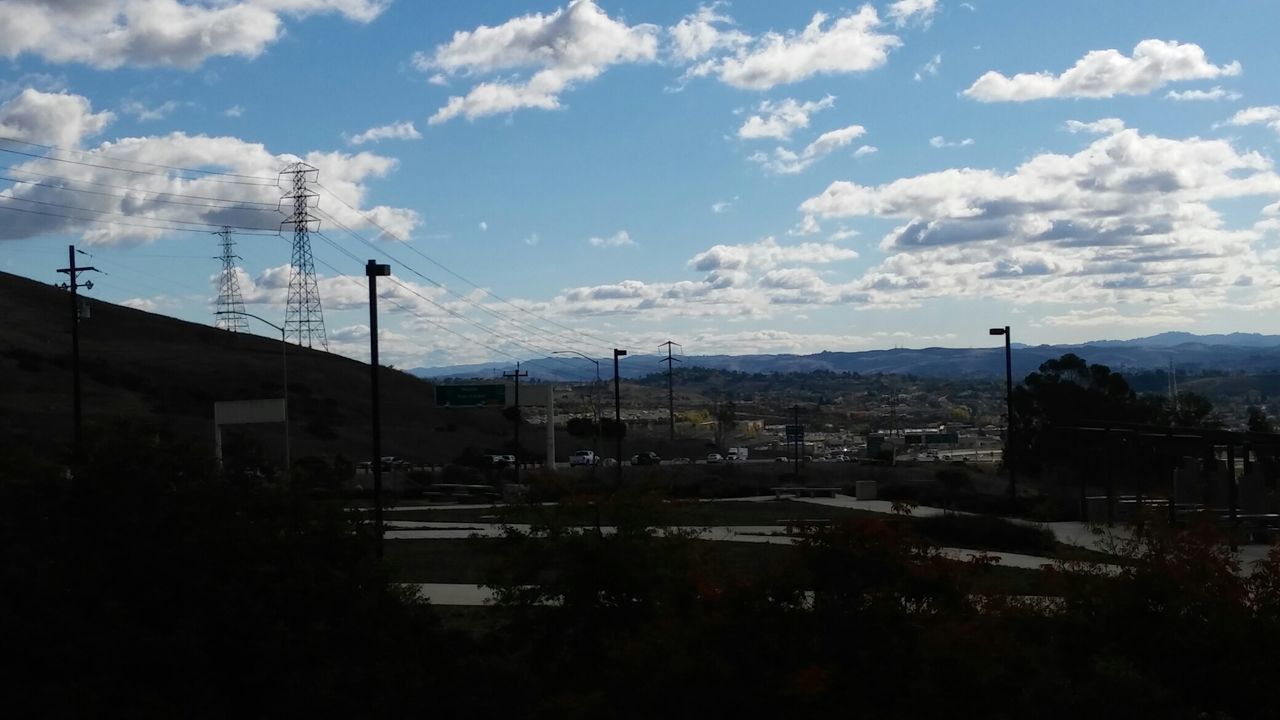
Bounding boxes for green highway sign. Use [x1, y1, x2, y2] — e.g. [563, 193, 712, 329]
[434, 383, 507, 408]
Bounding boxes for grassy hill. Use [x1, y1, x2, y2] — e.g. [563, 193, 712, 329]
[0, 271, 512, 467]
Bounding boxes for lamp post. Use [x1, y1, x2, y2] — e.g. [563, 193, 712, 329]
[215, 310, 290, 481]
[613, 349, 627, 483]
[554, 351, 602, 463]
[367, 260, 391, 559]
[989, 326, 1015, 500]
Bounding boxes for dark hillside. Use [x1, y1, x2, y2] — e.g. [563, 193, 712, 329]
[0, 271, 508, 465]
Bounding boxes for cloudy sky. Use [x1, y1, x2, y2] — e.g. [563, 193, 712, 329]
[2, 0, 1279, 369]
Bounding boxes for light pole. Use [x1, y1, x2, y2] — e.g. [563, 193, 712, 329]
[216, 310, 290, 481]
[367, 260, 391, 559]
[613, 349, 627, 483]
[553, 351, 602, 462]
[989, 326, 1015, 500]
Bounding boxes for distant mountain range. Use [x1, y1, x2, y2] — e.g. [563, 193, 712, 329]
[410, 332, 1280, 382]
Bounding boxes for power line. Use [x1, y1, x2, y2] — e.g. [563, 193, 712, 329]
[311, 207, 604, 369]
[0, 162, 279, 206]
[0, 135, 280, 183]
[0, 203, 282, 236]
[0, 193, 281, 232]
[0, 171, 281, 213]
[313, 182, 631, 353]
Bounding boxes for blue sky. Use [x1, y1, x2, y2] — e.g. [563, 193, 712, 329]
[2, 0, 1279, 369]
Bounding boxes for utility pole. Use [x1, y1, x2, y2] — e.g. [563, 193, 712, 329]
[503, 363, 528, 484]
[613, 349, 627, 483]
[214, 227, 249, 332]
[57, 245, 98, 456]
[367, 259, 391, 558]
[660, 341, 681, 441]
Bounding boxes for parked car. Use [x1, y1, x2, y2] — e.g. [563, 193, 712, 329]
[569, 450, 599, 466]
[670, 457, 691, 465]
[631, 451, 661, 466]
[706, 453, 723, 464]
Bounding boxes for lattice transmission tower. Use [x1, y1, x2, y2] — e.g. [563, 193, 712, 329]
[280, 161, 327, 349]
[214, 226, 249, 332]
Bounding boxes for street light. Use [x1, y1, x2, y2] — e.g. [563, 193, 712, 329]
[553, 351, 602, 463]
[215, 310, 290, 480]
[613, 349, 627, 483]
[367, 259, 391, 559]
[989, 326, 1015, 500]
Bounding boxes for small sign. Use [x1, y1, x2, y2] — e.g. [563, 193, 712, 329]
[435, 384, 507, 407]
[785, 424, 805, 442]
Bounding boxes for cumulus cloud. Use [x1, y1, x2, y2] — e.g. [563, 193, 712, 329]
[888, 0, 939, 28]
[669, 2, 750, 62]
[0, 89, 114, 147]
[686, 6, 901, 90]
[688, 236, 857, 272]
[799, 128, 1280, 311]
[963, 40, 1240, 102]
[854, 144, 878, 157]
[737, 95, 835, 140]
[223, 105, 245, 118]
[1064, 118, 1125, 135]
[418, 0, 659, 124]
[0, 0, 386, 69]
[711, 198, 735, 213]
[1225, 106, 1280, 135]
[928, 135, 973, 148]
[1165, 86, 1241, 102]
[1036, 307, 1194, 329]
[0, 94, 417, 246]
[751, 124, 866, 174]
[588, 230, 634, 247]
[348, 121, 421, 146]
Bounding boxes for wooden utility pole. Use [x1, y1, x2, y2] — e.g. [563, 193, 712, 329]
[56, 245, 98, 456]
[504, 363, 528, 484]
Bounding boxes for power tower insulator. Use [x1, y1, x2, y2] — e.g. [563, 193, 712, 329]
[214, 226, 250, 332]
[279, 161, 328, 350]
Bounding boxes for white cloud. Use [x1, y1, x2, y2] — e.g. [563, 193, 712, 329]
[799, 128, 1280, 311]
[479, 221, 488, 231]
[688, 236, 857, 272]
[828, 227, 860, 241]
[960, 3, 976, 11]
[1165, 86, 1241, 102]
[752, 124, 866, 174]
[963, 40, 1241, 102]
[348, 121, 421, 146]
[711, 199, 734, 213]
[1063, 118, 1125, 135]
[1036, 307, 1194, 329]
[121, 99, 184, 122]
[0, 89, 114, 147]
[689, 6, 901, 90]
[789, 215, 821, 236]
[588, 230, 634, 247]
[669, 2, 749, 62]
[737, 95, 835, 140]
[854, 144, 878, 157]
[928, 135, 973, 148]
[223, 105, 245, 118]
[120, 297, 158, 312]
[914, 53, 941, 81]
[0, 0, 386, 69]
[0, 104, 417, 246]
[887, 0, 939, 28]
[419, 0, 659, 124]
[523, 233, 540, 246]
[1225, 106, 1280, 135]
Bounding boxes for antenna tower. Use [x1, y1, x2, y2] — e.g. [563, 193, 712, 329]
[214, 227, 249, 332]
[280, 161, 327, 349]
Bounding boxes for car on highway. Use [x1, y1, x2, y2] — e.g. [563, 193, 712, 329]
[569, 450, 599, 466]
[706, 453, 723, 464]
[630, 451, 661, 466]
